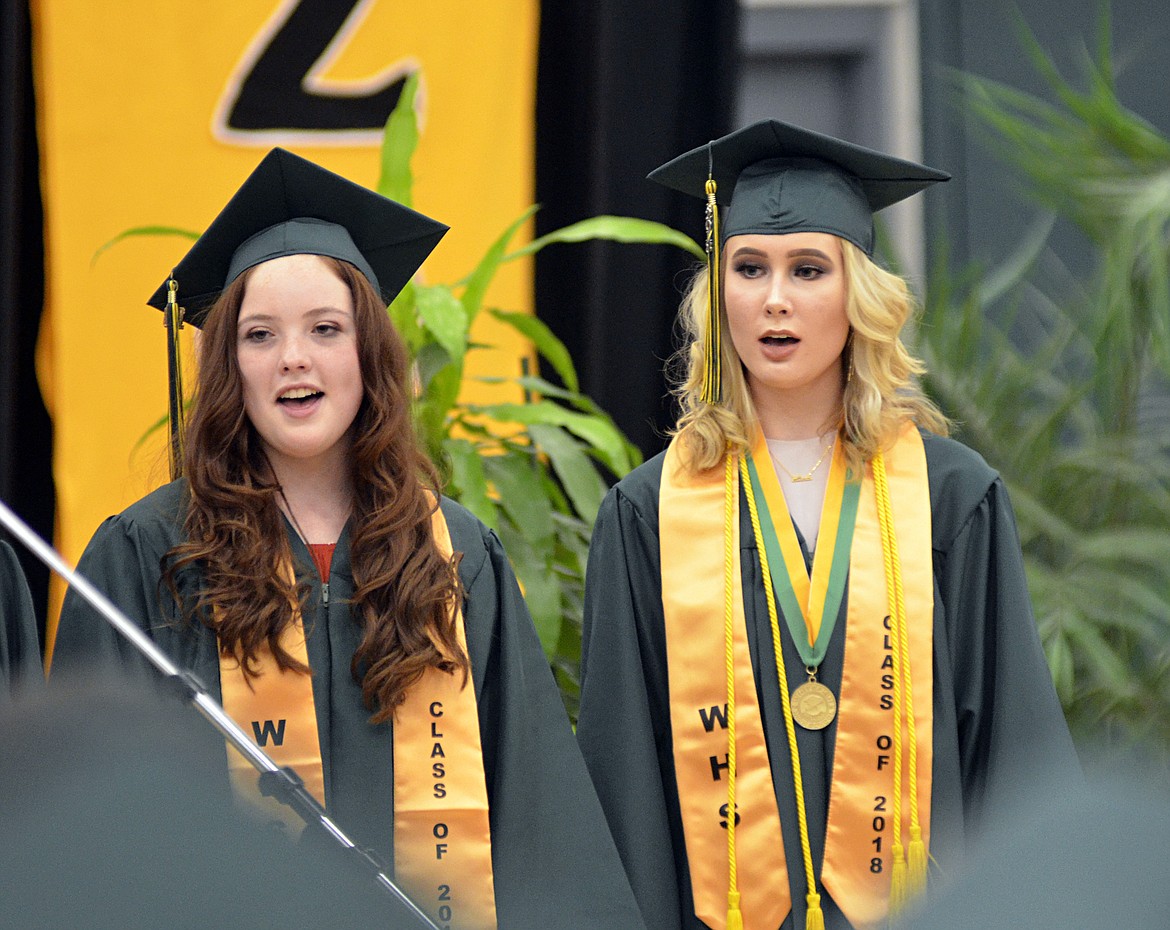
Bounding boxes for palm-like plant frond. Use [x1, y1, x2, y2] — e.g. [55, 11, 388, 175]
[923, 13, 1170, 764]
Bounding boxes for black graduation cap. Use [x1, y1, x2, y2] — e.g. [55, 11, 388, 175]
[146, 147, 448, 325]
[145, 148, 447, 479]
[648, 119, 950, 256]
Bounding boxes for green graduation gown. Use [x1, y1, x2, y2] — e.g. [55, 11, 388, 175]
[54, 480, 645, 930]
[1, 539, 42, 700]
[576, 431, 1079, 930]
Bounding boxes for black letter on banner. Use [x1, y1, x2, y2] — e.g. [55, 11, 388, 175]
[709, 754, 730, 781]
[252, 719, 286, 747]
[718, 802, 741, 829]
[698, 704, 729, 732]
[225, 0, 407, 131]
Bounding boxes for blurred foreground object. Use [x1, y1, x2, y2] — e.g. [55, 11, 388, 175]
[897, 774, 1170, 930]
[0, 673, 415, 929]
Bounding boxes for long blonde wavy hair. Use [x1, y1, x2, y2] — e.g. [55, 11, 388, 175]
[671, 237, 947, 472]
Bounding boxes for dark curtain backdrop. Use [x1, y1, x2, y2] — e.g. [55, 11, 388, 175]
[1, 0, 52, 644]
[535, 1, 740, 460]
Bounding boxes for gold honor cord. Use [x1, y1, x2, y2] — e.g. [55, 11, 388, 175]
[164, 278, 186, 480]
[722, 455, 743, 929]
[872, 451, 926, 910]
[739, 455, 826, 930]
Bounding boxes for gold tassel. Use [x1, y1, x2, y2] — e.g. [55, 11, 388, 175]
[889, 843, 908, 915]
[164, 277, 186, 480]
[702, 175, 722, 405]
[805, 892, 825, 930]
[907, 825, 928, 898]
[727, 890, 744, 930]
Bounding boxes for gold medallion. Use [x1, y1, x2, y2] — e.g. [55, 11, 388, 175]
[791, 680, 837, 730]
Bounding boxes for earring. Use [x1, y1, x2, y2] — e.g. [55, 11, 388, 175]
[844, 332, 855, 386]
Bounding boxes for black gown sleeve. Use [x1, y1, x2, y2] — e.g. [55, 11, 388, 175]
[51, 485, 192, 680]
[576, 458, 686, 930]
[445, 501, 647, 930]
[1, 540, 43, 699]
[934, 470, 1081, 830]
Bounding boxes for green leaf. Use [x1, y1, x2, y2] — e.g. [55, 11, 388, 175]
[92, 226, 198, 266]
[494, 522, 561, 657]
[470, 400, 635, 476]
[488, 309, 579, 392]
[387, 280, 424, 353]
[982, 211, 1056, 304]
[131, 411, 170, 453]
[378, 70, 420, 207]
[527, 423, 607, 522]
[504, 215, 705, 261]
[477, 374, 600, 413]
[414, 361, 462, 449]
[483, 453, 555, 550]
[460, 205, 540, 325]
[445, 438, 498, 530]
[414, 342, 453, 394]
[414, 284, 468, 364]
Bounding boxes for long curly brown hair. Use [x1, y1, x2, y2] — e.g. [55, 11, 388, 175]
[162, 256, 468, 723]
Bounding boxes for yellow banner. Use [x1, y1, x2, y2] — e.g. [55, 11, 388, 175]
[32, 0, 539, 658]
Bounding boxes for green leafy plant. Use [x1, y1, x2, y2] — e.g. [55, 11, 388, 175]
[379, 72, 701, 714]
[919, 11, 1170, 764]
[106, 71, 702, 718]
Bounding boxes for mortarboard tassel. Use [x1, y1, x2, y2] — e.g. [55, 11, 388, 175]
[164, 277, 186, 480]
[703, 170, 723, 406]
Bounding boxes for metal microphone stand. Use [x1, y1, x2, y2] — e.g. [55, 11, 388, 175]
[0, 499, 440, 930]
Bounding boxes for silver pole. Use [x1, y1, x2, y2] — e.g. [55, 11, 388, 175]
[0, 498, 440, 930]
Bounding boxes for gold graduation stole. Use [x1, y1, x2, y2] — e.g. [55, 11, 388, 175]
[659, 423, 933, 930]
[219, 506, 497, 930]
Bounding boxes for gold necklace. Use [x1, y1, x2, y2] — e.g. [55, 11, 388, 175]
[771, 437, 834, 483]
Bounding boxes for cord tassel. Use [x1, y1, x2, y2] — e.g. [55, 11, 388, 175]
[907, 825, 928, 897]
[805, 892, 825, 930]
[727, 891, 745, 930]
[889, 843, 908, 915]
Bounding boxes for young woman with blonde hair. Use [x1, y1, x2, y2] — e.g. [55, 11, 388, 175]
[577, 121, 1078, 930]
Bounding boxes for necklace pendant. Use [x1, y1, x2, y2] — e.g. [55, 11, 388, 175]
[791, 679, 837, 730]
[791, 473, 814, 483]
